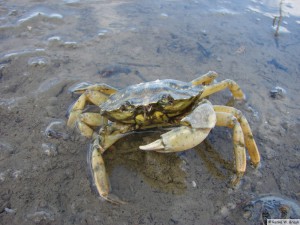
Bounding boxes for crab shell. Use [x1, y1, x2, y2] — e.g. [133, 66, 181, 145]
[100, 79, 204, 125]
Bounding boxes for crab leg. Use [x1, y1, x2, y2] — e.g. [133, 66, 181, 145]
[213, 105, 260, 166]
[79, 112, 106, 127]
[191, 71, 218, 86]
[67, 83, 117, 128]
[67, 84, 117, 138]
[200, 79, 245, 100]
[88, 123, 134, 203]
[90, 137, 126, 204]
[215, 111, 246, 185]
[67, 90, 109, 128]
[69, 82, 118, 95]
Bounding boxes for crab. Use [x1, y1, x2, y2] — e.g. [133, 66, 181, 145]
[67, 71, 261, 204]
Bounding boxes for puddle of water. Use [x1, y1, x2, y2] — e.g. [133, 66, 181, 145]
[0, 0, 299, 224]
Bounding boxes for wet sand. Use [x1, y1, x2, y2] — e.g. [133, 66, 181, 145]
[0, 0, 299, 224]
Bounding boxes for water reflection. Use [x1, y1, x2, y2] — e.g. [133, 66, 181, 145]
[260, 0, 300, 17]
[248, 0, 300, 19]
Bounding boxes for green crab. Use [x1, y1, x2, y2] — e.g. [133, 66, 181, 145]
[67, 71, 260, 204]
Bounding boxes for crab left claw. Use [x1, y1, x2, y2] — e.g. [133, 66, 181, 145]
[140, 102, 217, 153]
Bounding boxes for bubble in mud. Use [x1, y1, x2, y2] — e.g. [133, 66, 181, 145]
[48, 36, 62, 47]
[48, 36, 61, 42]
[18, 12, 63, 24]
[28, 57, 48, 67]
[98, 29, 109, 36]
[47, 36, 78, 49]
[64, 0, 81, 4]
[62, 41, 78, 49]
[3, 49, 45, 61]
[11, 170, 22, 179]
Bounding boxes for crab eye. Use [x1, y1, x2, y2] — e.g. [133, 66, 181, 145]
[159, 94, 174, 105]
[120, 101, 133, 111]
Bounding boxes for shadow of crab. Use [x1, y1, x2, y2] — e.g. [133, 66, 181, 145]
[97, 129, 236, 196]
[102, 131, 187, 195]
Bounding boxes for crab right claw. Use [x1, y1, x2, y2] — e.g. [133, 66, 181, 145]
[140, 126, 212, 153]
[140, 101, 217, 153]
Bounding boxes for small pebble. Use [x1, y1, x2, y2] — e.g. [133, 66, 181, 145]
[41, 143, 58, 156]
[44, 120, 69, 140]
[220, 206, 229, 216]
[160, 13, 168, 17]
[5, 207, 16, 214]
[192, 180, 197, 188]
[28, 57, 48, 67]
[12, 170, 22, 179]
[270, 86, 287, 99]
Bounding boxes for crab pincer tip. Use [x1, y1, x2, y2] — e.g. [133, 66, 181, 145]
[139, 139, 164, 151]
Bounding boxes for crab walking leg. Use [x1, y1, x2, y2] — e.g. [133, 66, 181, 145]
[200, 79, 245, 100]
[80, 112, 108, 127]
[70, 83, 118, 95]
[215, 111, 246, 184]
[140, 101, 216, 152]
[76, 114, 109, 139]
[191, 71, 219, 86]
[213, 105, 260, 166]
[88, 124, 133, 203]
[67, 90, 109, 128]
[90, 137, 126, 204]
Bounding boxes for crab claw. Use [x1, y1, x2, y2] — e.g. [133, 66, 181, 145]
[140, 101, 216, 153]
[140, 126, 212, 153]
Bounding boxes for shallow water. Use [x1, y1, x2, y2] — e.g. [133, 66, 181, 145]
[0, 0, 299, 224]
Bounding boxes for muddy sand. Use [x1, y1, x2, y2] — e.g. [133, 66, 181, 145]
[0, 0, 299, 224]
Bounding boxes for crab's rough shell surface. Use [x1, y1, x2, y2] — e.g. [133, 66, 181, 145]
[100, 79, 204, 124]
[67, 71, 261, 204]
